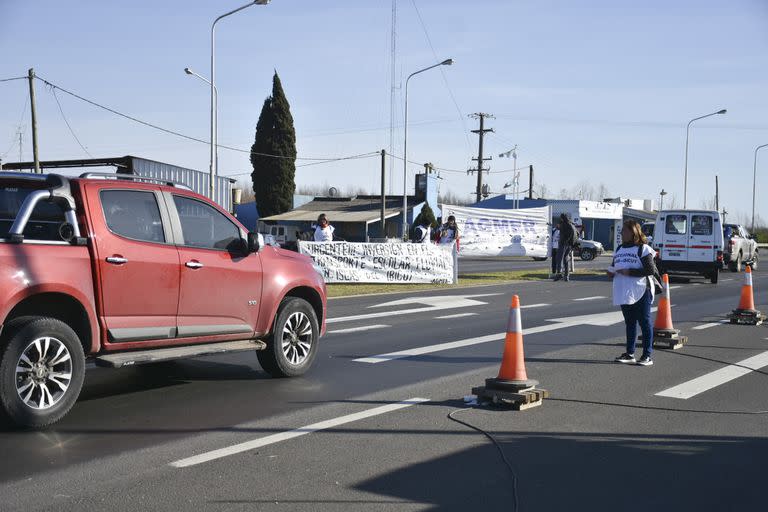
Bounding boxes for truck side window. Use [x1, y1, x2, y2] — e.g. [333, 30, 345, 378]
[691, 215, 712, 235]
[1, 186, 66, 241]
[665, 215, 687, 235]
[100, 190, 166, 243]
[173, 195, 240, 251]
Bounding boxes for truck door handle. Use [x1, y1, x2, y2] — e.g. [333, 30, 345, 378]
[106, 256, 128, 265]
[185, 260, 204, 269]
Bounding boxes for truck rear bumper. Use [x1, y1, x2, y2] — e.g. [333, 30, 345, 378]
[658, 260, 718, 276]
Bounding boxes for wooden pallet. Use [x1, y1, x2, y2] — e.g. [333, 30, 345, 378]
[727, 311, 766, 326]
[639, 331, 687, 350]
[471, 386, 549, 410]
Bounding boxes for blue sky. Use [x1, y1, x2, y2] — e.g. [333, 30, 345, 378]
[1, 0, 767, 224]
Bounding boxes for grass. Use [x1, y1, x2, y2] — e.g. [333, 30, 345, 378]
[326, 269, 605, 298]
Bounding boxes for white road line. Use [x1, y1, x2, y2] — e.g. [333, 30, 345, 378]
[691, 320, 729, 330]
[656, 351, 768, 399]
[572, 296, 607, 301]
[721, 278, 734, 282]
[170, 398, 430, 468]
[328, 325, 389, 334]
[669, 285, 682, 290]
[353, 308, 647, 364]
[327, 303, 549, 324]
[435, 313, 477, 319]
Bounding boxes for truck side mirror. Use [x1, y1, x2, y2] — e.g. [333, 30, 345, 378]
[247, 232, 265, 253]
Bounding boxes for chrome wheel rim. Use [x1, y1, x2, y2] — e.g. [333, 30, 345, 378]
[15, 337, 73, 410]
[281, 312, 313, 366]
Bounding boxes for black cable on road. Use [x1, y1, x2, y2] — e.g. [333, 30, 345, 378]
[447, 407, 520, 512]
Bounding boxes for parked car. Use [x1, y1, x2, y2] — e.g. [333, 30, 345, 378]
[652, 209, 724, 283]
[0, 172, 327, 427]
[574, 239, 604, 261]
[722, 223, 758, 272]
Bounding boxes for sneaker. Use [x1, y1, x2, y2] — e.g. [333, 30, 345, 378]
[636, 355, 654, 366]
[553, 274, 563, 282]
[564, 276, 570, 282]
[615, 353, 636, 364]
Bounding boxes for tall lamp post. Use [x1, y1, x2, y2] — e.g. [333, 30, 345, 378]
[402, 58, 453, 239]
[659, 188, 667, 211]
[683, 108, 726, 208]
[208, 0, 271, 201]
[752, 143, 768, 233]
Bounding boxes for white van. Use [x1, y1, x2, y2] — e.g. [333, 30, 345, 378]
[652, 210, 724, 284]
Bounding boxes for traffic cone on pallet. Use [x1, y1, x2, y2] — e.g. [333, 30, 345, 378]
[648, 274, 688, 350]
[728, 266, 766, 325]
[471, 295, 548, 410]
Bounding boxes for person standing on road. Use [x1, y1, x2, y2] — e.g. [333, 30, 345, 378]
[554, 213, 576, 281]
[313, 213, 335, 242]
[551, 222, 561, 277]
[608, 220, 659, 367]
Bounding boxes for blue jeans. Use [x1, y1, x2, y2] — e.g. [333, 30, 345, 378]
[620, 289, 653, 357]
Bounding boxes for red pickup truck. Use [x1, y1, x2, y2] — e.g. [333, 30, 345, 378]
[0, 172, 326, 427]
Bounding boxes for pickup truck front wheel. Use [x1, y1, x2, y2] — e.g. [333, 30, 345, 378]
[258, 297, 319, 378]
[0, 317, 85, 428]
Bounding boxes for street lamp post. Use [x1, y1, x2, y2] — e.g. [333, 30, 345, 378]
[184, 67, 217, 174]
[683, 108, 726, 208]
[402, 58, 453, 240]
[752, 143, 768, 233]
[209, 0, 270, 201]
[659, 188, 667, 211]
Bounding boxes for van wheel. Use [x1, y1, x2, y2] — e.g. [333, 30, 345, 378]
[580, 249, 595, 261]
[709, 270, 718, 284]
[729, 253, 742, 272]
[257, 297, 319, 378]
[0, 317, 85, 428]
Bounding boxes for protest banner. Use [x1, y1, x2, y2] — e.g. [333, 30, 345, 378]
[440, 204, 551, 258]
[299, 241, 458, 284]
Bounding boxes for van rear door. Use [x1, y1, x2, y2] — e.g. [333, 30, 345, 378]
[688, 213, 716, 262]
[661, 213, 688, 262]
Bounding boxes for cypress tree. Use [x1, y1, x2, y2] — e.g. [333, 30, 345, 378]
[412, 203, 438, 239]
[250, 72, 297, 218]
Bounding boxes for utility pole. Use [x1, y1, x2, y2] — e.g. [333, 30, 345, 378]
[27, 68, 40, 174]
[715, 175, 719, 211]
[528, 165, 534, 199]
[380, 149, 386, 235]
[467, 113, 494, 203]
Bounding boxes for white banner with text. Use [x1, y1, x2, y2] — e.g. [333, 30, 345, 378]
[441, 204, 551, 258]
[298, 241, 458, 284]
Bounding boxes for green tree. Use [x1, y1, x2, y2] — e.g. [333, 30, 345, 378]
[250, 72, 297, 218]
[412, 203, 438, 239]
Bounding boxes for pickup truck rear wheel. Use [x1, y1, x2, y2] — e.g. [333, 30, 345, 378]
[580, 248, 595, 261]
[258, 297, 319, 378]
[0, 317, 85, 428]
[750, 252, 758, 271]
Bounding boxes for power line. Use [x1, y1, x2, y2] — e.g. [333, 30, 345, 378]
[50, 86, 93, 158]
[32, 74, 379, 163]
[410, 0, 472, 153]
[0, 76, 26, 83]
[222, 151, 381, 177]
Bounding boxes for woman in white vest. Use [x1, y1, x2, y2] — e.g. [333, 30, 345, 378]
[607, 220, 659, 367]
[313, 213, 335, 242]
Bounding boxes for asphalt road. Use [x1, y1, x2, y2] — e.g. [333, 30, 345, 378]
[1, 265, 767, 511]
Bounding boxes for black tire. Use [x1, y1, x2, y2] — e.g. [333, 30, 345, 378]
[532, 257, 547, 261]
[750, 251, 758, 271]
[709, 270, 719, 284]
[729, 253, 742, 272]
[257, 297, 319, 378]
[0, 317, 85, 428]
[580, 248, 595, 261]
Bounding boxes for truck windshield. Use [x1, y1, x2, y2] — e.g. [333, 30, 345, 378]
[0, 185, 66, 241]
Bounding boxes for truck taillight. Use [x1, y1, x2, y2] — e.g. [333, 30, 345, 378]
[717, 250, 723, 262]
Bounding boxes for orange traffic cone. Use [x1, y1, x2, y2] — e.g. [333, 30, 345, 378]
[471, 295, 548, 410]
[654, 274, 675, 332]
[736, 266, 756, 313]
[496, 295, 531, 383]
[729, 266, 765, 325]
[647, 274, 687, 349]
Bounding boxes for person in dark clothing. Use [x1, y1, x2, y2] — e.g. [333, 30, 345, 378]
[554, 213, 576, 281]
[551, 222, 561, 276]
[608, 220, 659, 366]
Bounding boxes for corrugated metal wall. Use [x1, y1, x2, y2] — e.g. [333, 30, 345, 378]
[125, 157, 235, 211]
